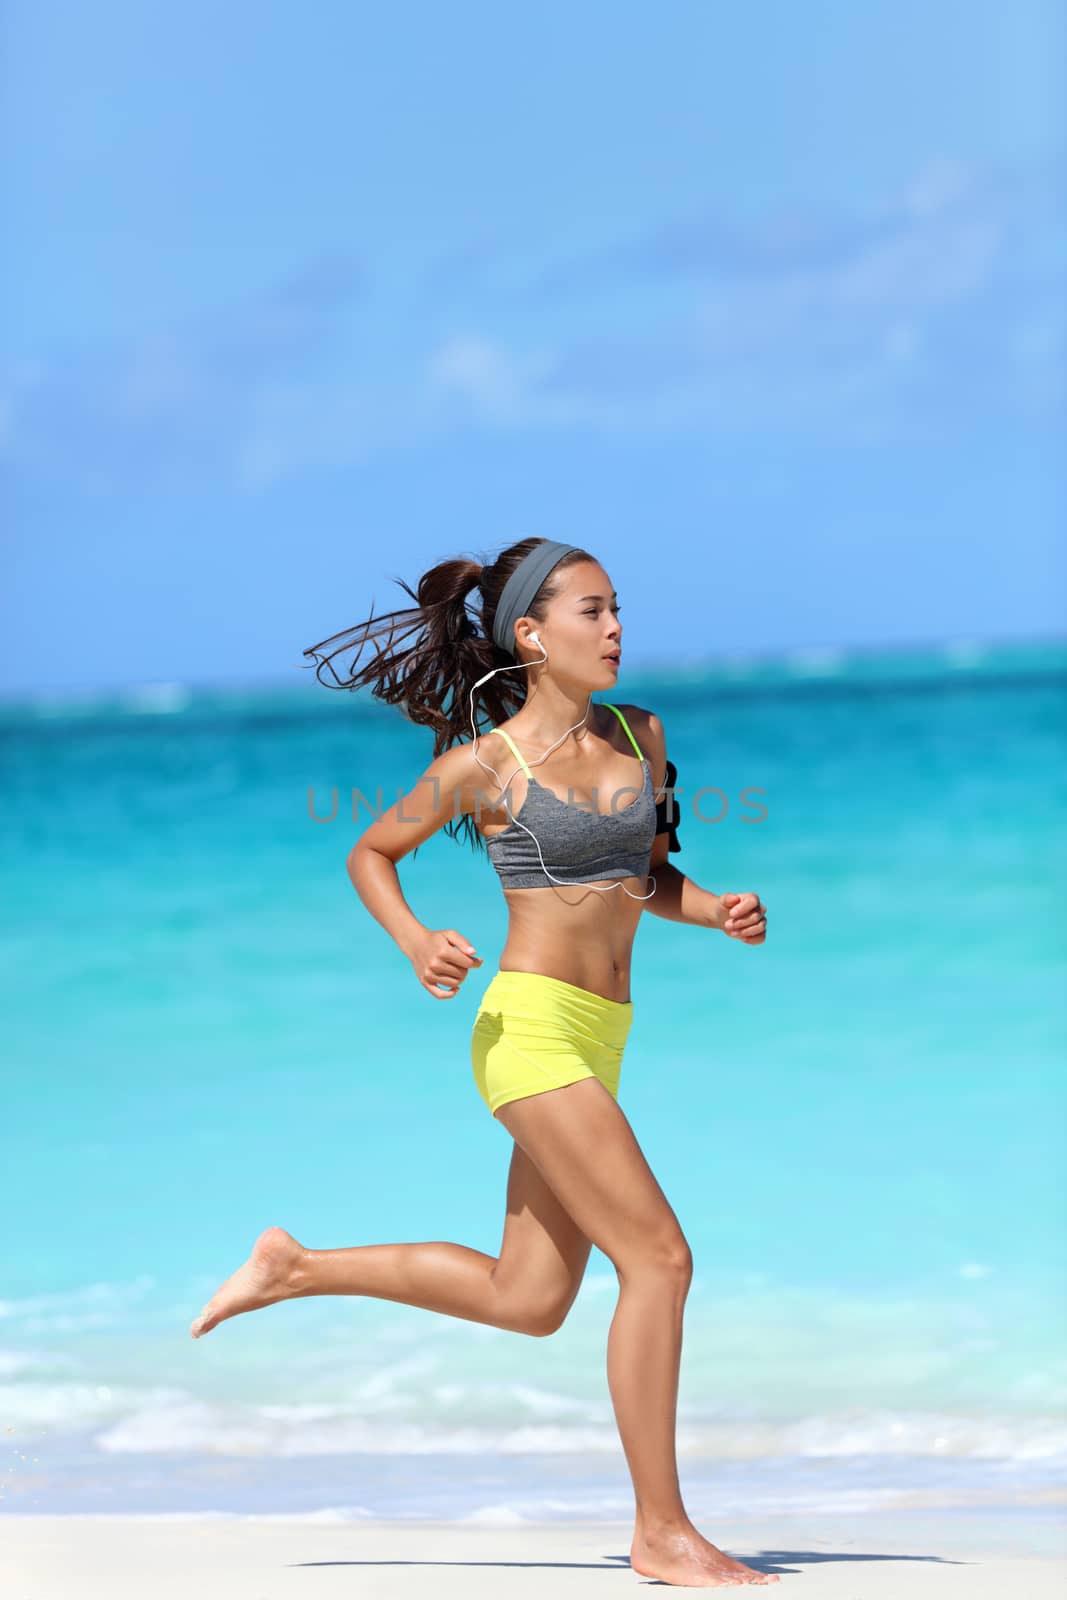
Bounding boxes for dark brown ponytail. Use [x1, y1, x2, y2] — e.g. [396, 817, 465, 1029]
[301, 536, 594, 852]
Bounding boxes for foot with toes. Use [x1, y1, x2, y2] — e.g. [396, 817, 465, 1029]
[631, 1521, 780, 1586]
[189, 1225, 307, 1338]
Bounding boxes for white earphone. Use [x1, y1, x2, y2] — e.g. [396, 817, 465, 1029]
[469, 628, 656, 901]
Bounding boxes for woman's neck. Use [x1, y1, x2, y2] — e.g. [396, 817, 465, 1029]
[513, 681, 597, 747]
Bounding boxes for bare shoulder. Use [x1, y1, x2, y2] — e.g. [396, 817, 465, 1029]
[610, 702, 666, 760]
[439, 730, 527, 811]
[466, 726, 517, 781]
[610, 704, 670, 803]
[426, 737, 508, 804]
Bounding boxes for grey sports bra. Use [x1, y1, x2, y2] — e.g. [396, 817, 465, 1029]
[483, 703, 657, 889]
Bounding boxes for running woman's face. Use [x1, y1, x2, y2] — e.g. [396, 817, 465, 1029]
[515, 560, 623, 689]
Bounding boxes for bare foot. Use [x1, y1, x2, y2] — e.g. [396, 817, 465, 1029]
[189, 1226, 307, 1338]
[631, 1522, 780, 1587]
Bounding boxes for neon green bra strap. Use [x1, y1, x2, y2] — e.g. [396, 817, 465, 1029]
[492, 728, 533, 779]
[602, 702, 645, 760]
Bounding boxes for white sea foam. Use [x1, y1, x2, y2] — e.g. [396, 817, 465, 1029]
[250, 1506, 378, 1523]
[0, 1276, 156, 1329]
[75, 1390, 1067, 1465]
[943, 640, 987, 669]
[121, 683, 193, 715]
[4, 1274, 1063, 1475]
[1, 1381, 188, 1428]
[0, 1348, 78, 1377]
[783, 646, 847, 678]
[504, 1385, 603, 1419]
[455, 1505, 531, 1525]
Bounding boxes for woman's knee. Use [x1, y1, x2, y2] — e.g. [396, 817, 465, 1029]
[618, 1230, 693, 1285]
[525, 1296, 572, 1338]
[498, 1080, 693, 1288]
[497, 1284, 576, 1339]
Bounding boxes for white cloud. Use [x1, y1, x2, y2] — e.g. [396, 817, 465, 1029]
[426, 336, 553, 422]
[901, 154, 975, 219]
[3, 154, 1061, 487]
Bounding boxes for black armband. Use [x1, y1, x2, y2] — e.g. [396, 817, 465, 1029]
[654, 758, 681, 853]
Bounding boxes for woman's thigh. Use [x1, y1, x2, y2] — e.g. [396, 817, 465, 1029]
[492, 1140, 594, 1328]
[495, 1078, 692, 1279]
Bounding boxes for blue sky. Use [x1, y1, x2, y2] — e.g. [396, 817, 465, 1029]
[2, 0, 1064, 694]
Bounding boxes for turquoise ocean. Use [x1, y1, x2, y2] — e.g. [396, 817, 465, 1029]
[2, 640, 1065, 1525]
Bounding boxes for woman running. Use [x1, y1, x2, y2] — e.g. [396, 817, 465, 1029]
[189, 537, 773, 1587]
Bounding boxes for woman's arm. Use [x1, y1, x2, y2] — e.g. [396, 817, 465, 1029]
[643, 861, 727, 929]
[347, 743, 486, 994]
[636, 707, 728, 931]
[346, 846, 430, 961]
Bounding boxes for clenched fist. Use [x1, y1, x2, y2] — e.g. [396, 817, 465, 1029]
[411, 928, 484, 998]
[720, 892, 768, 946]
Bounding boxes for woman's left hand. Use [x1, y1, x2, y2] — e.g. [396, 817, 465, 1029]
[721, 891, 767, 945]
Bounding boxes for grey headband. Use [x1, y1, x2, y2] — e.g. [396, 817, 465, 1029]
[491, 540, 583, 657]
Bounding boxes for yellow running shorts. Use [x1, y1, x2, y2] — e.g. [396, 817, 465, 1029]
[471, 968, 634, 1119]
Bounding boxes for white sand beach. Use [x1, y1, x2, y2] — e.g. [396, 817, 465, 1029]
[2, 1510, 1064, 1598]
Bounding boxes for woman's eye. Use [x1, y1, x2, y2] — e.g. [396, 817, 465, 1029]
[585, 607, 622, 616]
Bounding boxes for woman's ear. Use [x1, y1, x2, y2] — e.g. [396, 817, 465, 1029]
[515, 620, 541, 657]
